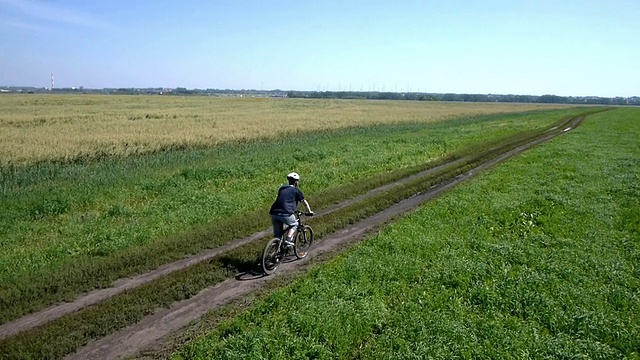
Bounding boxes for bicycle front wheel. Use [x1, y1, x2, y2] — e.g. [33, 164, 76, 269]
[294, 225, 314, 259]
[262, 238, 282, 275]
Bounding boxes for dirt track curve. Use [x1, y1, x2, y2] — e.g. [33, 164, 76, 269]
[1, 115, 585, 359]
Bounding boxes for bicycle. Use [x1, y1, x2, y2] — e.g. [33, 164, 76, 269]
[262, 210, 314, 275]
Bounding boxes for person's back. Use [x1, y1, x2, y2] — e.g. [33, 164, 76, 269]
[270, 184, 304, 215]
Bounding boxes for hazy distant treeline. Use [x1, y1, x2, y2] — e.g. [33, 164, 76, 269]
[286, 91, 639, 106]
[2, 86, 638, 105]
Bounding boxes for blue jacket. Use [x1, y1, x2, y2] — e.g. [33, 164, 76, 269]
[269, 185, 305, 215]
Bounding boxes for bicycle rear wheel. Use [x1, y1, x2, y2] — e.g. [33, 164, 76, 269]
[262, 238, 282, 275]
[294, 225, 314, 259]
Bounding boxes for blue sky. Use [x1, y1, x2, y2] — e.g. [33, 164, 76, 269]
[1, 0, 638, 97]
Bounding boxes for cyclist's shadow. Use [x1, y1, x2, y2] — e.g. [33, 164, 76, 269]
[220, 253, 297, 281]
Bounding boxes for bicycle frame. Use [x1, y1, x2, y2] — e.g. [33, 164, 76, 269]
[262, 210, 314, 275]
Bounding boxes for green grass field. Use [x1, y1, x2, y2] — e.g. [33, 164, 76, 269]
[1, 98, 631, 359]
[170, 108, 640, 359]
[0, 110, 603, 360]
[1, 104, 588, 325]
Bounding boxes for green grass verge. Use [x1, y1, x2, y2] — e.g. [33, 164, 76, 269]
[0, 108, 590, 324]
[169, 108, 640, 359]
[0, 110, 602, 359]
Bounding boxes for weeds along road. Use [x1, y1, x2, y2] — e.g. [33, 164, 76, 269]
[0, 113, 591, 359]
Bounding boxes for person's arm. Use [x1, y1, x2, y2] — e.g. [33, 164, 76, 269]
[301, 199, 313, 214]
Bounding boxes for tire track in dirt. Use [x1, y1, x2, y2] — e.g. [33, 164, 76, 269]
[64, 116, 584, 360]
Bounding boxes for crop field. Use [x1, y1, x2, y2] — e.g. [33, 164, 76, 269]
[0, 94, 572, 166]
[1, 95, 634, 359]
[170, 108, 640, 359]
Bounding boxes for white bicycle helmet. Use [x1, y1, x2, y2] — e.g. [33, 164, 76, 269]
[287, 172, 300, 182]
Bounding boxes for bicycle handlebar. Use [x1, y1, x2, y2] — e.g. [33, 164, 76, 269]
[295, 210, 314, 217]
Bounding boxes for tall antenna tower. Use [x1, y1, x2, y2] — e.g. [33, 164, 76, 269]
[51, 73, 54, 90]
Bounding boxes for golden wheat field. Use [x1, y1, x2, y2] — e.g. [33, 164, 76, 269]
[0, 94, 573, 166]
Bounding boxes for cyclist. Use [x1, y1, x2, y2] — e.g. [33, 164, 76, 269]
[269, 172, 313, 247]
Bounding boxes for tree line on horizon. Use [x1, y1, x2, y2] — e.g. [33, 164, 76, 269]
[2, 86, 638, 106]
[286, 90, 639, 106]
